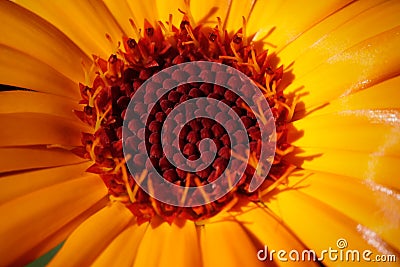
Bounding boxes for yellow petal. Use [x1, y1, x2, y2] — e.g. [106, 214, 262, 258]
[0, 174, 107, 266]
[288, 110, 400, 155]
[13, 0, 124, 58]
[286, 26, 400, 111]
[23, 197, 107, 266]
[155, 0, 185, 27]
[0, 45, 80, 100]
[278, 0, 399, 77]
[0, 91, 81, 121]
[264, 189, 399, 266]
[0, 113, 89, 147]
[0, 0, 90, 82]
[92, 222, 147, 267]
[133, 218, 201, 267]
[249, 0, 352, 50]
[299, 75, 400, 118]
[48, 202, 132, 266]
[103, 0, 137, 37]
[199, 219, 264, 267]
[188, 0, 230, 27]
[0, 147, 85, 173]
[286, 147, 400, 190]
[0, 162, 92, 204]
[126, 0, 158, 27]
[232, 202, 321, 266]
[223, 0, 255, 31]
[284, 169, 400, 251]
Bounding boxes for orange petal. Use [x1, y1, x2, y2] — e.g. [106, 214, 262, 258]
[155, 0, 185, 27]
[133, 218, 201, 267]
[298, 75, 400, 118]
[92, 222, 148, 267]
[0, 91, 81, 121]
[249, 0, 352, 50]
[223, 0, 255, 31]
[13, 0, 124, 58]
[264, 189, 399, 266]
[0, 174, 107, 266]
[286, 26, 400, 111]
[0, 146, 85, 173]
[188, 0, 230, 27]
[18, 197, 108, 266]
[103, 0, 137, 37]
[232, 202, 321, 266]
[0, 44, 80, 99]
[278, 0, 399, 77]
[0, 0, 90, 82]
[286, 146, 400, 190]
[0, 162, 92, 204]
[288, 110, 400, 155]
[0, 113, 90, 147]
[283, 169, 400, 251]
[198, 219, 264, 267]
[126, 0, 159, 27]
[48, 202, 132, 266]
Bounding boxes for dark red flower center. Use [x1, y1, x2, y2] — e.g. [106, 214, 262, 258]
[73, 14, 297, 224]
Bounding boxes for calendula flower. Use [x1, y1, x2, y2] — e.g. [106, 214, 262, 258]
[0, 0, 399, 266]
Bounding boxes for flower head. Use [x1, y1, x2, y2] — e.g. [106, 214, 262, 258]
[0, 0, 399, 266]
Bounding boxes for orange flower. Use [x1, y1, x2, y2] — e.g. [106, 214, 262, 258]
[0, 1, 399, 266]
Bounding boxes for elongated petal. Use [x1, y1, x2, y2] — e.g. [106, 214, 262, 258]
[23, 197, 107, 266]
[48, 203, 132, 266]
[0, 147, 85, 173]
[286, 26, 400, 111]
[0, 174, 107, 266]
[299, 75, 400, 118]
[188, 0, 229, 27]
[223, 0, 255, 31]
[283, 169, 400, 250]
[155, 0, 185, 26]
[13, 0, 124, 58]
[0, 45, 80, 99]
[0, 162, 91, 204]
[0, 113, 89, 147]
[264, 189, 399, 266]
[198, 220, 264, 267]
[0, 91, 81, 121]
[0, 0, 90, 82]
[232, 202, 321, 266]
[126, 0, 159, 26]
[278, 0, 399, 77]
[249, 0, 352, 50]
[103, 0, 137, 37]
[287, 146, 400, 190]
[92, 222, 148, 267]
[133, 218, 201, 267]
[288, 109, 400, 155]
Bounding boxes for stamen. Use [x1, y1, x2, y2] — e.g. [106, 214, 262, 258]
[219, 42, 243, 63]
[117, 156, 136, 202]
[260, 165, 297, 197]
[180, 173, 191, 206]
[242, 16, 248, 46]
[94, 102, 112, 131]
[183, 24, 199, 47]
[194, 177, 211, 204]
[131, 170, 148, 200]
[129, 18, 141, 40]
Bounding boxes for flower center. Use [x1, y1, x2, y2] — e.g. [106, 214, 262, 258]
[73, 13, 297, 224]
